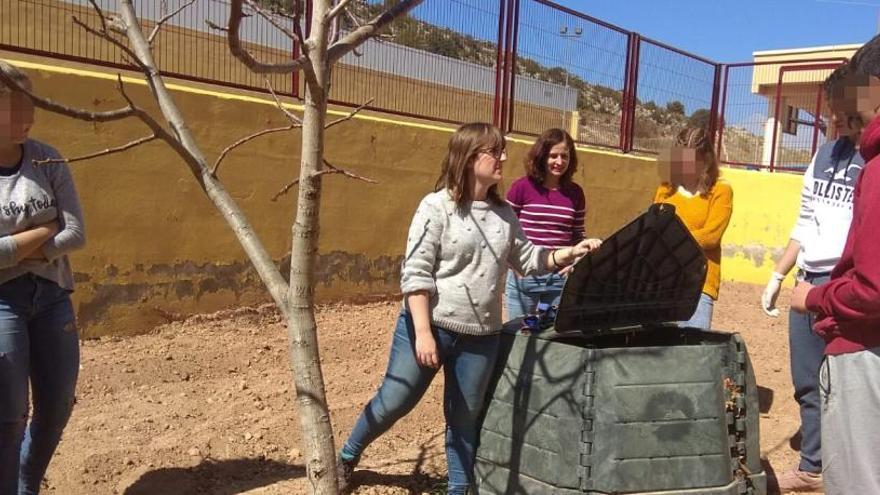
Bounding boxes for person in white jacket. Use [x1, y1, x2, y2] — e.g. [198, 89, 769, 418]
[760, 66, 862, 493]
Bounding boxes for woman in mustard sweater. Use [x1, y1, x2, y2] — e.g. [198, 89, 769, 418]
[654, 126, 733, 330]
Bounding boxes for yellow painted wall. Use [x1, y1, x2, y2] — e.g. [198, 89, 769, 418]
[720, 168, 803, 287]
[1, 53, 805, 337]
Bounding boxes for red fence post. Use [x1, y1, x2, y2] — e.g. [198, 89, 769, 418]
[619, 32, 634, 152]
[493, 0, 508, 127]
[499, 0, 516, 132]
[811, 85, 824, 157]
[505, 0, 521, 134]
[708, 63, 722, 146]
[716, 64, 730, 160]
[622, 33, 641, 153]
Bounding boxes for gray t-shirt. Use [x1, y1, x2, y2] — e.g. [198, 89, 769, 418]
[0, 139, 85, 290]
[401, 190, 548, 335]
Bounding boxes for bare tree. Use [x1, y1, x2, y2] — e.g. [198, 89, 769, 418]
[1, 0, 422, 493]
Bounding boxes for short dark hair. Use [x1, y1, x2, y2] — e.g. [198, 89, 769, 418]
[823, 65, 850, 99]
[848, 33, 880, 77]
[523, 128, 578, 186]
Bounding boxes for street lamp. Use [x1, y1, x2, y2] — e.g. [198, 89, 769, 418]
[559, 25, 583, 130]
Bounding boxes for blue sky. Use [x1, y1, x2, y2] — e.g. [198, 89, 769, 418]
[554, 0, 879, 62]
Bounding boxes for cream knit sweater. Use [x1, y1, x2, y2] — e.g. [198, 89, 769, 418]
[400, 190, 548, 335]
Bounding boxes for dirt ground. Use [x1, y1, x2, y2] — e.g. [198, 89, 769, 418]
[38, 282, 810, 494]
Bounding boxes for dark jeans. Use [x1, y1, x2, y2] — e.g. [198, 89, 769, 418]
[342, 311, 500, 494]
[789, 271, 830, 474]
[0, 274, 79, 495]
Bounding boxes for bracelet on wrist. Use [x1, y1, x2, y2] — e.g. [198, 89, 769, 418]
[551, 249, 560, 267]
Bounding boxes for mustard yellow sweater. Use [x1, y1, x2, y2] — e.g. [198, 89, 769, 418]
[653, 180, 733, 299]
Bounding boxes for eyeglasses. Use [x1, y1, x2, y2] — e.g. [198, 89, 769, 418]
[479, 147, 507, 160]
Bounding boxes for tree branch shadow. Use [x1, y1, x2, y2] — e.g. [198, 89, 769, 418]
[349, 431, 446, 494]
[123, 458, 304, 495]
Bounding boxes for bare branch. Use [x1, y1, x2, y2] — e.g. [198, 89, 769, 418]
[271, 159, 377, 202]
[87, 0, 108, 32]
[72, 15, 147, 71]
[318, 160, 378, 184]
[34, 135, 157, 165]
[224, 0, 309, 74]
[205, 20, 228, 31]
[212, 124, 300, 177]
[325, 0, 355, 24]
[265, 78, 303, 124]
[324, 98, 374, 130]
[243, 0, 298, 42]
[148, 0, 198, 44]
[328, 0, 425, 63]
[0, 68, 137, 122]
[272, 178, 300, 202]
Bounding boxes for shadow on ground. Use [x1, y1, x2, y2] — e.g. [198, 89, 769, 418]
[350, 469, 446, 494]
[123, 458, 304, 495]
[758, 385, 774, 414]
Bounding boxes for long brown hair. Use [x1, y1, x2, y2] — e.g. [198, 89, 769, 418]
[674, 126, 719, 195]
[434, 122, 506, 207]
[524, 128, 578, 186]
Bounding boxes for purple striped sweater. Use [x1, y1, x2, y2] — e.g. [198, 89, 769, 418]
[506, 176, 586, 249]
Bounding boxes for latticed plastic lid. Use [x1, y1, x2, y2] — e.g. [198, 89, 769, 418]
[554, 203, 707, 336]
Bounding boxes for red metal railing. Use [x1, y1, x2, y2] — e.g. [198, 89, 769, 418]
[0, 0, 857, 170]
[716, 58, 848, 173]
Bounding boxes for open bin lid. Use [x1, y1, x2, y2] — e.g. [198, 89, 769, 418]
[554, 203, 707, 336]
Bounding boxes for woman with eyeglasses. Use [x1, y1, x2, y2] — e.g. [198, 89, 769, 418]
[505, 128, 589, 319]
[336, 122, 600, 494]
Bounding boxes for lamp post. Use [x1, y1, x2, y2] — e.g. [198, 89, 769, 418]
[559, 25, 583, 131]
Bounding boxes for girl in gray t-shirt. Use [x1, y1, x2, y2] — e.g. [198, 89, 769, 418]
[0, 61, 86, 495]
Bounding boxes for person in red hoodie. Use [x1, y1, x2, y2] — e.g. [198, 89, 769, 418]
[791, 35, 880, 495]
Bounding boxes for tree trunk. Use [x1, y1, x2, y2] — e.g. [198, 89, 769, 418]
[285, 1, 339, 493]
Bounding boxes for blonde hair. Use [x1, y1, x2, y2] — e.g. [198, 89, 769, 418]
[674, 126, 719, 195]
[434, 122, 506, 207]
[0, 60, 32, 96]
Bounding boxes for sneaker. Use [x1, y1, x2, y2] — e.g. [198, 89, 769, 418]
[771, 468, 823, 493]
[337, 454, 359, 493]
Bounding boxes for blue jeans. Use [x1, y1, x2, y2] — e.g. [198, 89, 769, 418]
[504, 270, 565, 320]
[0, 274, 79, 495]
[342, 311, 500, 494]
[677, 292, 715, 330]
[790, 272, 830, 474]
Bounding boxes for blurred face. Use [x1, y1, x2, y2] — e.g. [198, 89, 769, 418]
[544, 141, 571, 180]
[472, 144, 507, 186]
[0, 91, 35, 145]
[829, 98, 862, 140]
[657, 146, 703, 186]
[832, 74, 880, 126]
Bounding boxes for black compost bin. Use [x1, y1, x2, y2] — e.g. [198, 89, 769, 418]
[475, 204, 766, 495]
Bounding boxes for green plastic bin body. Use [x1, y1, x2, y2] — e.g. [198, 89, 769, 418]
[475, 323, 766, 495]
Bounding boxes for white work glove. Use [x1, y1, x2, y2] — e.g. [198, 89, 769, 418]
[761, 271, 786, 317]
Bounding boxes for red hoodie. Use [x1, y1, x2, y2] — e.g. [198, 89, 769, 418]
[805, 114, 880, 355]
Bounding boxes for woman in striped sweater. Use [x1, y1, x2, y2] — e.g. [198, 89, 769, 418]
[505, 128, 588, 319]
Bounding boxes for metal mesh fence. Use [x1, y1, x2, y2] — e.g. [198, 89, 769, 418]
[718, 61, 846, 173]
[509, 0, 629, 148]
[632, 38, 717, 154]
[0, 0, 296, 95]
[5, 0, 848, 173]
[329, 0, 504, 125]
